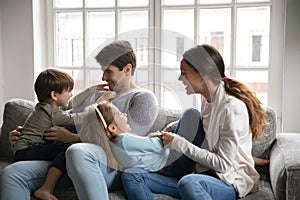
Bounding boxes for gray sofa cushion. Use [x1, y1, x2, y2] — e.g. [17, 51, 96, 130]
[252, 107, 277, 160]
[270, 133, 300, 200]
[0, 98, 35, 159]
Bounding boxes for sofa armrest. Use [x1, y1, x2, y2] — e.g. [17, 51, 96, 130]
[0, 98, 35, 159]
[269, 133, 300, 200]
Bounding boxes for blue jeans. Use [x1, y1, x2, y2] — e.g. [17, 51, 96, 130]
[122, 168, 180, 200]
[178, 174, 237, 200]
[121, 108, 206, 199]
[162, 108, 205, 177]
[0, 160, 72, 200]
[66, 143, 122, 200]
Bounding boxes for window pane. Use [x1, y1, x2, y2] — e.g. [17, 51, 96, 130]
[163, 0, 194, 5]
[236, 70, 268, 105]
[163, 9, 194, 39]
[162, 10, 194, 68]
[87, 12, 115, 57]
[135, 70, 149, 86]
[199, 0, 231, 4]
[120, 11, 149, 67]
[198, 8, 231, 66]
[119, 0, 148, 7]
[236, 7, 270, 67]
[237, 0, 270, 2]
[56, 12, 83, 67]
[120, 11, 148, 33]
[55, 0, 82, 8]
[162, 69, 194, 110]
[86, 0, 115, 7]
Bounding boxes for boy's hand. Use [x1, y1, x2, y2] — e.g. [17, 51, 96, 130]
[96, 91, 116, 103]
[9, 126, 22, 149]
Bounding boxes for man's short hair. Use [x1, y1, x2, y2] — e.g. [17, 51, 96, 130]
[95, 40, 137, 75]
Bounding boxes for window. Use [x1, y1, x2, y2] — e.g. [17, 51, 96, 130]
[47, 0, 279, 112]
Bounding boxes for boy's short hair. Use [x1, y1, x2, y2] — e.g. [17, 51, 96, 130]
[34, 68, 74, 103]
[95, 40, 137, 75]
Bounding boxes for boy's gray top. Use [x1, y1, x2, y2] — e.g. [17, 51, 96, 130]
[14, 102, 86, 152]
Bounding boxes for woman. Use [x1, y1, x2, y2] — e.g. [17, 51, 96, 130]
[121, 44, 266, 200]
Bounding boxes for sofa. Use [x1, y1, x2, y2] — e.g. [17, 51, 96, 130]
[0, 98, 300, 200]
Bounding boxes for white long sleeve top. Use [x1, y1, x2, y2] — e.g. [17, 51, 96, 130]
[166, 82, 259, 198]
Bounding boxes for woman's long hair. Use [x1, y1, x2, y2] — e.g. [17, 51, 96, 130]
[183, 44, 266, 140]
[80, 102, 122, 170]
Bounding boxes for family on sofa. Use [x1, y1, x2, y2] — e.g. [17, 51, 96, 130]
[1, 40, 274, 200]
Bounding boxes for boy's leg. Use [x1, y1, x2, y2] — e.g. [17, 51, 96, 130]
[1, 161, 51, 200]
[34, 167, 62, 200]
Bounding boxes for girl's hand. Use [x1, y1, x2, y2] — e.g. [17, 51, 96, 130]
[161, 131, 175, 146]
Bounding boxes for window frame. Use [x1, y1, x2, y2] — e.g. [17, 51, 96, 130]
[45, 0, 286, 130]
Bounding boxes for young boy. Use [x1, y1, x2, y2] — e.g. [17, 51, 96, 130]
[13, 68, 86, 200]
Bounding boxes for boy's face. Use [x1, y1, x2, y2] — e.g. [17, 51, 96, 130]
[101, 65, 129, 92]
[56, 89, 73, 107]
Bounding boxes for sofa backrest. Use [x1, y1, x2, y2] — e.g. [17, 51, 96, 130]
[0, 99, 277, 163]
[0, 98, 35, 159]
[252, 106, 277, 159]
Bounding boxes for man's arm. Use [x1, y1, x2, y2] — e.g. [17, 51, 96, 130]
[127, 90, 159, 136]
[44, 126, 81, 143]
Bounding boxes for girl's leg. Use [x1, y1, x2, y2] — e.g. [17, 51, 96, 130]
[178, 174, 237, 200]
[66, 143, 121, 200]
[163, 108, 205, 177]
[1, 161, 52, 200]
[121, 168, 180, 200]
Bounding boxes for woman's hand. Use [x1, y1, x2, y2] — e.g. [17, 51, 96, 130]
[96, 91, 116, 103]
[161, 131, 175, 146]
[9, 126, 22, 150]
[44, 126, 81, 143]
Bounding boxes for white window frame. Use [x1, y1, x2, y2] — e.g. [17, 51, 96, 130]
[45, 0, 286, 130]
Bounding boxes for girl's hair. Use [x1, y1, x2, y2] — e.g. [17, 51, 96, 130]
[34, 68, 74, 103]
[80, 101, 122, 170]
[183, 44, 266, 140]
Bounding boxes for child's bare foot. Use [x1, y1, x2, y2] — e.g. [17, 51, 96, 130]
[34, 187, 58, 200]
[253, 156, 270, 166]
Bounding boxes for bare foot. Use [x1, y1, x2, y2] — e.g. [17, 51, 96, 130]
[34, 187, 58, 200]
[253, 157, 270, 166]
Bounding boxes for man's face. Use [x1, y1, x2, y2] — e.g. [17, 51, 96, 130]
[101, 65, 128, 92]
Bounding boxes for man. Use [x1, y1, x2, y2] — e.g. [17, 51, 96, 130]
[1, 40, 158, 200]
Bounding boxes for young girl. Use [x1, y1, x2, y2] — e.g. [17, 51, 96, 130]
[79, 101, 170, 172]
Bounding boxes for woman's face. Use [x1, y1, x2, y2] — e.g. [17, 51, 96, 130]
[178, 59, 206, 95]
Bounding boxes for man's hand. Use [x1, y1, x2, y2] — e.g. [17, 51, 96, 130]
[96, 91, 116, 103]
[44, 126, 80, 143]
[9, 126, 22, 150]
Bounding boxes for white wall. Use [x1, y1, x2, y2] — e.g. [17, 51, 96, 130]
[0, 6, 3, 126]
[282, 0, 300, 132]
[0, 0, 35, 125]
